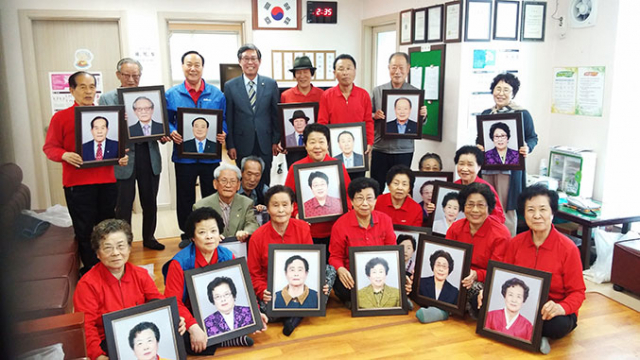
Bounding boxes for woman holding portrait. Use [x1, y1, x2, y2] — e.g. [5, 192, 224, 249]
[375, 165, 423, 227]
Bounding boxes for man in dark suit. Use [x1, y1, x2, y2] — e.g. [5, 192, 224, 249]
[335, 130, 364, 169]
[128, 96, 164, 137]
[183, 117, 217, 154]
[224, 44, 280, 188]
[386, 97, 418, 134]
[82, 116, 118, 161]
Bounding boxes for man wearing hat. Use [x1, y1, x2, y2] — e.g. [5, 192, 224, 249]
[281, 56, 324, 165]
[285, 110, 311, 147]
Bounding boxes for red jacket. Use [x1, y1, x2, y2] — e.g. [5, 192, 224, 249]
[455, 177, 506, 224]
[281, 85, 324, 103]
[374, 193, 423, 227]
[317, 85, 374, 145]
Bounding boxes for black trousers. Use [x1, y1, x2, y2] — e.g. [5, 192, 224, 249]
[542, 313, 578, 339]
[64, 182, 117, 270]
[174, 162, 218, 232]
[183, 331, 218, 356]
[285, 151, 306, 169]
[115, 143, 159, 243]
[313, 236, 331, 264]
[333, 276, 352, 304]
[370, 150, 413, 190]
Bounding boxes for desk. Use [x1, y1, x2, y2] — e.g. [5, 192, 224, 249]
[555, 203, 640, 270]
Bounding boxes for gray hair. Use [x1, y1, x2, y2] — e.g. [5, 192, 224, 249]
[117, 57, 143, 72]
[214, 162, 242, 180]
[240, 156, 264, 173]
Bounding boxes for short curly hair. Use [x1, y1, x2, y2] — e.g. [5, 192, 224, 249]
[501, 277, 530, 302]
[386, 164, 415, 192]
[128, 321, 160, 349]
[365, 257, 389, 276]
[90, 219, 133, 252]
[207, 276, 237, 304]
[454, 145, 485, 167]
[489, 122, 511, 140]
[348, 177, 380, 200]
[457, 182, 496, 214]
[490, 73, 520, 98]
[517, 184, 560, 215]
[429, 250, 454, 274]
[185, 207, 225, 240]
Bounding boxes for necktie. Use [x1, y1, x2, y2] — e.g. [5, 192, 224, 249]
[143, 125, 150, 136]
[298, 134, 303, 146]
[248, 81, 256, 112]
[96, 143, 103, 160]
[346, 156, 352, 168]
[198, 141, 204, 153]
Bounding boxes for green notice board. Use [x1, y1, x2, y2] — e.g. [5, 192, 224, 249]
[409, 45, 446, 141]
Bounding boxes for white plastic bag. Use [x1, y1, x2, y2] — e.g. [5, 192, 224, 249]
[583, 229, 639, 283]
[17, 342, 64, 360]
[22, 204, 73, 228]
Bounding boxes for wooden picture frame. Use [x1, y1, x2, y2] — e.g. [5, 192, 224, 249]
[394, 225, 430, 276]
[293, 160, 348, 223]
[412, 172, 455, 225]
[464, 0, 493, 42]
[381, 89, 424, 139]
[117, 85, 170, 144]
[219, 63, 243, 93]
[266, 243, 327, 317]
[445, 1, 463, 43]
[427, 181, 465, 235]
[411, 234, 473, 316]
[493, 0, 520, 41]
[426, 4, 444, 43]
[103, 297, 186, 360]
[177, 108, 223, 160]
[412, 7, 427, 44]
[399, 9, 414, 45]
[74, 105, 125, 168]
[349, 245, 408, 317]
[476, 112, 525, 171]
[279, 102, 319, 152]
[327, 123, 369, 173]
[184, 258, 263, 346]
[252, 0, 302, 30]
[520, 1, 547, 42]
[477, 260, 552, 352]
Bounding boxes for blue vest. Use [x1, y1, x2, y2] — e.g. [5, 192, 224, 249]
[162, 242, 234, 302]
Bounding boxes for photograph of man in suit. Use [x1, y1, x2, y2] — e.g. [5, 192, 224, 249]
[129, 96, 164, 138]
[183, 117, 217, 154]
[82, 116, 118, 161]
[285, 110, 310, 148]
[224, 44, 280, 189]
[335, 131, 364, 169]
[386, 97, 418, 135]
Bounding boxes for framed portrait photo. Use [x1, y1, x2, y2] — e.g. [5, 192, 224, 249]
[394, 225, 429, 276]
[102, 297, 186, 360]
[75, 105, 125, 168]
[381, 89, 424, 139]
[266, 243, 326, 317]
[279, 102, 318, 152]
[327, 123, 368, 173]
[184, 258, 263, 346]
[476, 112, 525, 171]
[412, 172, 455, 223]
[293, 160, 348, 223]
[428, 181, 465, 235]
[477, 261, 552, 352]
[117, 85, 169, 143]
[219, 236, 247, 259]
[177, 107, 223, 159]
[349, 245, 408, 317]
[411, 234, 472, 316]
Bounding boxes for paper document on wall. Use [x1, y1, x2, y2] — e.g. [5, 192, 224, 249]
[423, 66, 439, 100]
[410, 67, 423, 89]
[551, 67, 577, 114]
[577, 66, 605, 117]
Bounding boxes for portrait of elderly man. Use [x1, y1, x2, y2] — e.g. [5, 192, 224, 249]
[183, 117, 217, 154]
[129, 96, 164, 138]
[238, 156, 269, 211]
[82, 116, 119, 161]
[334, 130, 364, 169]
[386, 97, 418, 135]
[285, 110, 311, 148]
[193, 163, 259, 242]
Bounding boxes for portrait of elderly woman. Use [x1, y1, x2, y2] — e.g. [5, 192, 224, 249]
[485, 277, 534, 341]
[357, 257, 401, 309]
[432, 191, 461, 235]
[274, 255, 320, 309]
[128, 322, 170, 360]
[484, 122, 519, 165]
[419, 250, 459, 305]
[303, 171, 343, 218]
[203, 276, 254, 337]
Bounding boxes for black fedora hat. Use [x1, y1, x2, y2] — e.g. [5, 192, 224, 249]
[289, 110, 310, 124]
[289, 56, 317, 74]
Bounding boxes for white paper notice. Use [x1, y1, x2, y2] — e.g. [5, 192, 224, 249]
[577, 66, 605, 117]
[424, 66, 440, 100]
[410, 67, 423, 89]
[401, 11, 412, 43]
[49, 72, 103, 114]
[283, 53, 294, 80]
[414, 10, 426, 42]
[272, 52, 283, 81]
[446, 3, 461, 41]
[315, 53, 325, 80]
[427, 6, 442, 41]
[467, 2, 491, 40]
[325, 52, 335, 80]
[551, 67, 577, 114]
[523, 4, 545, 39]
[494, 1, 518, 39]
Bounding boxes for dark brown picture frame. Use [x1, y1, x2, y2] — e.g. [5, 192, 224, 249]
[476, 112, 525, 171]
[74, 105, 125, 169]
[399, 9, 414, 45]
[412, 172, 455, 221]
[493, 0, 520, 41]
[278, 102, 319, 152]
[464, 0, 493, 42]
[477, 260, 552, 352]
[444, 1, 463, 43]
[327, 122, 369, 173]
[349, 245, 408, 317]
[266, 243, 327, 317]
[393, 225, 430, 275]
[520, 1, 547, 42]
[411, 234, 472, 316]
[426, 4, 444, 43]
[381, 89, 424, 139]
[185, 258, 263, 346]
[103, 297, 186, 360]
[293, 160, 348, 223]
[117, 85, 170, 144]
[252, 0, 302, 30]
[177, 107, 223, 160]
[427, 181, 465, 234]
[412, 7, 427, 44]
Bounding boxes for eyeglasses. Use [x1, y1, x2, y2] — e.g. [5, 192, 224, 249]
[217, 178, 239, 186]
[120, 73, 140, 80]
[493, 134, 508, 140]
[101, 243, 129, 254]
[241, 56, 259, 63]
[213, 292, 233, 302]
[493, 87, 512, 95]
[134, 106, 153, 112]
[352, 196, 376, 205]
[465, 202, 487, 210]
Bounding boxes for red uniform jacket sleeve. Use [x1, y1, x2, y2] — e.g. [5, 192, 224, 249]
[164, 260, 197, 329]
[317, 92, 330, 125]
[556, 244, 586, 316]
[42, 111, 68, 162]
[247, 227, 268, 301]
[362, 95, 374, 145]
[73, 280, 106, 360]
[328, 218, 348, 270]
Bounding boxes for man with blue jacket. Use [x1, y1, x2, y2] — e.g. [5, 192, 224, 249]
[166, 50, 227, 248]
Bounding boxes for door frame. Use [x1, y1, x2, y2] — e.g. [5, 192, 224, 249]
[19, 10, 128, 207]
[361, 13, 397, 93]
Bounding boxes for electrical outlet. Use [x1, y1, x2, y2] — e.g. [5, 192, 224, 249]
[558, 16, 567, 39]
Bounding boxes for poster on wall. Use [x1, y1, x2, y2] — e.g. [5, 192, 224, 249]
[551, 67, 577, 115]
[49, 72, 103, 114]
[551, 66, 605, 117]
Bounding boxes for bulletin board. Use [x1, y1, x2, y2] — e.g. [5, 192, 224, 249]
[408, 45, 446, 141]
[272, 50, 336, 82]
